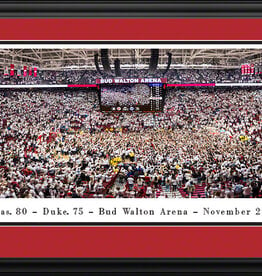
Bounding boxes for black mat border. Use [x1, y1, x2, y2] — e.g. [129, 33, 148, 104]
[1, 0, 262, 18]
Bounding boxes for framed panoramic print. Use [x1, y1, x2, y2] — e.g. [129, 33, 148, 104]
[0, 1, 262, 275]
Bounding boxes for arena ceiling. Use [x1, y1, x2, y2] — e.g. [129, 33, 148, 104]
[0, 48, 262, 70]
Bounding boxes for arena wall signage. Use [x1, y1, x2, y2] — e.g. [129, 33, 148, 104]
[0, 84, 96, 88]
[96, 78, 167, 84]
[0, 82, 262, 89]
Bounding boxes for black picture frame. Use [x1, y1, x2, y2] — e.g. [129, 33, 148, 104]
[0, 1, 262, 275]
[1, 258, 262, 275]
[0, 0, 262, 18]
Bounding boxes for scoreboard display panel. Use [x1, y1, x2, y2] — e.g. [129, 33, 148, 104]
[97, 78, 167, 112]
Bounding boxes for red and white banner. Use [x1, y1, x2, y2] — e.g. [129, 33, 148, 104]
[17, 68, 21, 76]
[247, 64, 251, 74]
[244, 64, 248, 74]
[251, 64, 254, 74]
[10, 64, 14, 76]
[29, 66, 32, 76]
[23, 66, 27, 77]
[34, 67, 37, 77]
[96, 78, 167, 84]
[241, 65, 245, 75]
[242, 64, 254, 75]
[4, 66, 9, 76]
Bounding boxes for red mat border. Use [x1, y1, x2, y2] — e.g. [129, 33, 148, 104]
[0, 19, 261, 41]
[0, 226, 260, 258]
[0, 18, 261, 258]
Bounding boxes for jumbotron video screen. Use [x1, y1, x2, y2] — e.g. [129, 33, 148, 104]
[97, 78, 167, 112]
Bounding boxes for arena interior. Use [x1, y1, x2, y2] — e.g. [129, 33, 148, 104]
[0, 47, 261, 198]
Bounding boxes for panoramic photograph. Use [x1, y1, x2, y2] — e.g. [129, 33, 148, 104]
[0, 47, 261, 198]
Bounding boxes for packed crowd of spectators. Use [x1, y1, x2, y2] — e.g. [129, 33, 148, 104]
[0, 74, 43, 85]
[0, 86, 261, 198]
[1, 68, 261, 85]
[39, 70, 85, 84]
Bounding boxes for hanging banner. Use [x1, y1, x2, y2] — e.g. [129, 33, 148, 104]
[4, 66, 9, 76]
[243, 65, 247, 75]
[251, 64, 254, 74]
[241, 65, 245, 75]
[247, 64, 251, 74]
[17, 67, 21, 77]
[34, 67, 37, 77]
[23, 66, 27, 77]
[10, 64, 14, 76]
[29, 66, 32, 76]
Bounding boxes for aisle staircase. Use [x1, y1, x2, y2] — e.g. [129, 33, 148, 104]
[178, 184, 206, 198]
[162, 190, 184, 198]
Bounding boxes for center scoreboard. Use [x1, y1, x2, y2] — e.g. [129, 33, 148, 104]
[97, 78, 167, 112]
